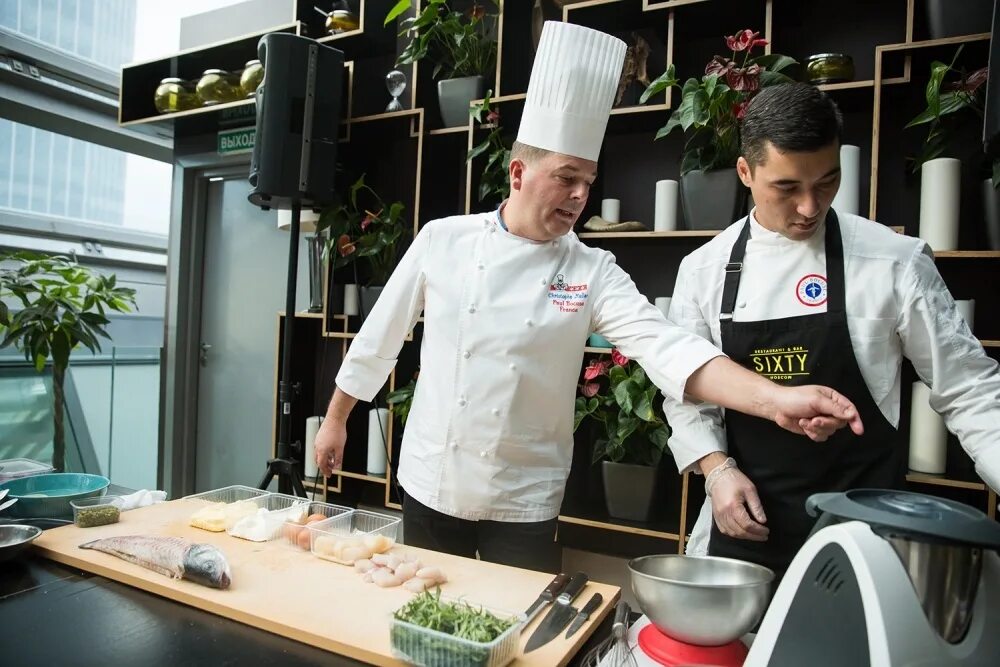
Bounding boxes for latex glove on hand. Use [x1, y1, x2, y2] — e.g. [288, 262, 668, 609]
[772, 385, 865, 442]
[706, 457, 769, 542]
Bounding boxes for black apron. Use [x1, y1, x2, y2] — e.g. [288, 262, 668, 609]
[708, 211, 904, 578]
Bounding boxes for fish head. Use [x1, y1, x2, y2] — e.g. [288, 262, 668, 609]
[183, 543, 232, 589]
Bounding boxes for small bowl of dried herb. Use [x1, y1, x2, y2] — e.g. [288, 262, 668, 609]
[71, 496, 123, 528]
[390, 589, 523, 667]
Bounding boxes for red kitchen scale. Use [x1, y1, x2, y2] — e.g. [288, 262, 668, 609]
[637, 624, 747, 666]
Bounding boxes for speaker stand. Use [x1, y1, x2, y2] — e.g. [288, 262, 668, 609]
[259, 201, 308, 497]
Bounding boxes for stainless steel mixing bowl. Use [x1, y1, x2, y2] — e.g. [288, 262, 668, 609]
[628, 554, 774, 646]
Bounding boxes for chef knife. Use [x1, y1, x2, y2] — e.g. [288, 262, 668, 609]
[563, 592, 603, 639]
[524, 572, 571, 626]
[524, 571, 589, 652]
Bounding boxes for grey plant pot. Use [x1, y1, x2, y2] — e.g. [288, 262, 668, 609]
[680, 168, 748, 230]
[602, 460, 658, 523]
[359, 285, 383, 318]
[437, 75, 485, 128]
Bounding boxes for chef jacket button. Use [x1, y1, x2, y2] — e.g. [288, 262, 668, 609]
[738, 301, 747, 308]
[463, 350, 471, 359]
[491, 408, 500, 416]
[484, 220, 490, 227]
[480, 451, 488, 458]
[509, 363, 516, 371]
[477, 263, 485, 270]
[551, 241, 558, 247]
[458, 397, 467, 407]
[541, 277, 548, 285]
[525, 319, 533, 327]
[469, 305, 476, 313]
[449, 441, 458, 449]
[489, 227, 496, 233]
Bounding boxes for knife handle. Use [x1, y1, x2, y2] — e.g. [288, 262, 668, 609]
[542, 573, 570, 602]
[557, 571, 589, 604]
[579, 592, 603, 617]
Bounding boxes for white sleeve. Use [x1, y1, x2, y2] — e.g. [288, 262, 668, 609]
[660, 257, 729, 474]
[898, 242, 1000, 491]
[589, 253, 724, 404]
[335, 222, 430, 401]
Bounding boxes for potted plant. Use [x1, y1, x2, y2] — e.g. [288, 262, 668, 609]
[467, 90, 511, 206]
[0, 252, 137, 471]
[387, 0, 499, 128]
[906, 46, 999, 249]
[317, 174, 409, 314]
[573, 349, 671, 522]
[640, 29, 796, 230]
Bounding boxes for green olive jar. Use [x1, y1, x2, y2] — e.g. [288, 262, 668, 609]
[153, 77, 197, 114]
[196, 69, 241, 106]
[805, 54, 855, 85]
[326, 9, 360, 34]
[240, 59, 264, 98]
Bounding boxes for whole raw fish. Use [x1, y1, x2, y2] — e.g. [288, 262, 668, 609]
[80, 535, 231, 589]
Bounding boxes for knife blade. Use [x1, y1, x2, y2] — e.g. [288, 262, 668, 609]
[563, 592, 603, 639]
[524, 571, 589, 652]
[524, 572, 570, 626]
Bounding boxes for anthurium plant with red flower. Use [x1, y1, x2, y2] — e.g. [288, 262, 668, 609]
[468, 89, 511, 204]
[905, 45, 998, 187]
[639, 29, 796, 174]
[573, 349, 671, 466]
[317, 174, 408, 287]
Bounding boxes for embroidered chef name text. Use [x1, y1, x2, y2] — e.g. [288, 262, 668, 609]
[548, 281, 589, 313]
[750, 346, 809, 381]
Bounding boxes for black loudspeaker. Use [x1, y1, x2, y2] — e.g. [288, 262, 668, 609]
[248, 33, 344, 210]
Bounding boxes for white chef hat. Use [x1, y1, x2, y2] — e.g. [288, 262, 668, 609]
[516, 21, 627, 162]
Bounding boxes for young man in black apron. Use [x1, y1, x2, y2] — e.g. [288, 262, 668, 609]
[665, 83, 1000, 581]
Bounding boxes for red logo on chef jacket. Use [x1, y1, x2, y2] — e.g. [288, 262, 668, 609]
[548, 274, 589, 313]
[796, 274, 827, 306]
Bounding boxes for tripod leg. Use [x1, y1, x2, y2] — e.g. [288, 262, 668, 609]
[258, 466, 275, 491]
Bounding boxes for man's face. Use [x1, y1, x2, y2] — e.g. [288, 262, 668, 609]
[737, 141, 841, 241]
[509, 152, 597, 241]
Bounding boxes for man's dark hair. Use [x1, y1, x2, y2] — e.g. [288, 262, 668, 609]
[740, 83, 843, 168]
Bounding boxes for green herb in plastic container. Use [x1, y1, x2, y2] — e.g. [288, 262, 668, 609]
[390, 590, 522, 667]
[71, 496, 122, 528]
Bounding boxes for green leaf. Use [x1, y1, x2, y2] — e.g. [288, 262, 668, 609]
[616, 414, 640, 445]
[384, 0, 411, 26]
[608, 364, 627, 384]
[993, 158, 1000, 189]
[758, 69, 794, 88]
[753, 54, 797, 73]
[613, 379, 635, 413]
[467, 139, 491, 161]
[639, 64, 677, 104]
[648, 425, 669, 450]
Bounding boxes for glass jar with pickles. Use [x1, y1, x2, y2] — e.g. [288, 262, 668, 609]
[196, 69, 242, 106]
[153, 77, 197, 114]
[239, 59, 264, 98]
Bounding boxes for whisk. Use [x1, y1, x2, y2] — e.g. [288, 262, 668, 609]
[582, 599, 638, 667]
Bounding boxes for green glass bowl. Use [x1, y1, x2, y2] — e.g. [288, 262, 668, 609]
[0, 473, 110, 519]
[806, 53, 855, 85]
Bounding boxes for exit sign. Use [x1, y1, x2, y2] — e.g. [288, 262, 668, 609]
[217, 127, 255, 155]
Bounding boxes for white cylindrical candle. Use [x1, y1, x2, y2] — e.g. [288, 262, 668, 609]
[654, 296, 672, 319]
[654, 180, 678, 231]
[955, 299, 975, 332]
[367, 407, 389, 476]
[304, 416, 321, 478]
[601, 198, 620, 223]
[344, 283, 360, 316]
[918, 157, 961, 252]
[832, 144, 861, 215]
[908, 381, 948, 475]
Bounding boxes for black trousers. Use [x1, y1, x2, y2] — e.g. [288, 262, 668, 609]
[402, 492, 562, 573]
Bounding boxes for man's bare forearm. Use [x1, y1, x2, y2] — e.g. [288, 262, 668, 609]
[326, 387, 359, 422]
[685, 356, 778, 421]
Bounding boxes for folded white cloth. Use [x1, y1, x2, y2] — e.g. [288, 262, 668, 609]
[113, 489, 167, 511]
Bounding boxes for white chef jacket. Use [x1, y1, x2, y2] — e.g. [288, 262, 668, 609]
[666, 210, 1000, 555]
[336, 209, 723, 521]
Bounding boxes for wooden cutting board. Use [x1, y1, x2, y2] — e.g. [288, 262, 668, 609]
[33, 499, 620, 666]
